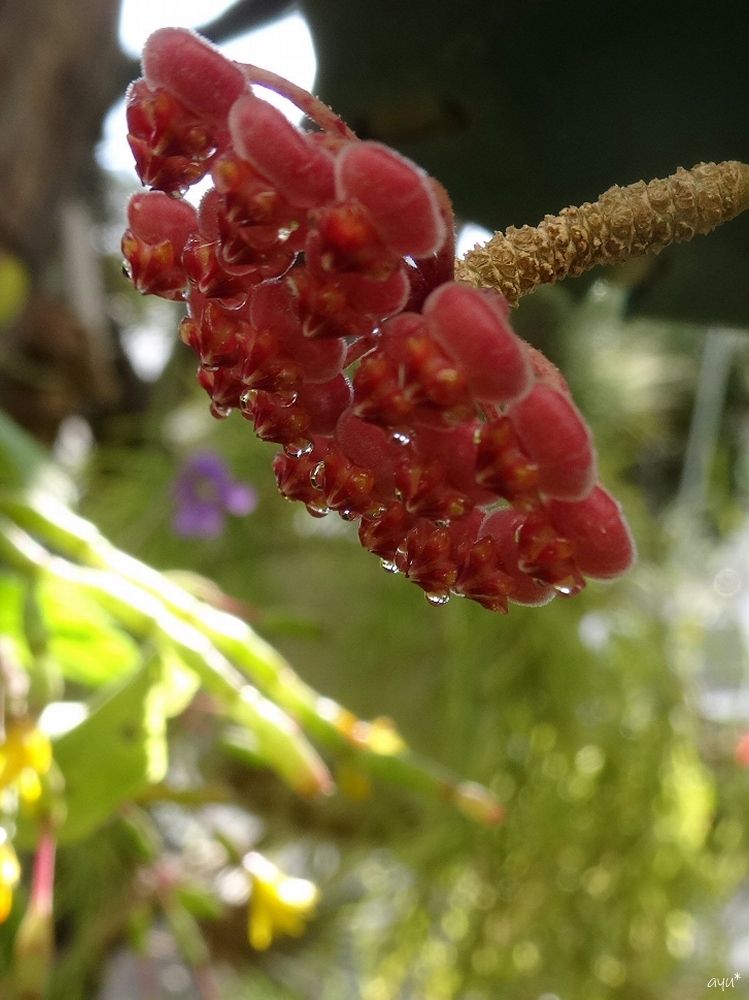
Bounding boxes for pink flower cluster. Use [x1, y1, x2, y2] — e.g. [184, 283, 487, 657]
[122, 28, 635, 612]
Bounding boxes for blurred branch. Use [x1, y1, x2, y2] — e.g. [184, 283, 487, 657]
[0, 489, 504, 825]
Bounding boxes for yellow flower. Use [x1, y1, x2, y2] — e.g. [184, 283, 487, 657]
[0, 833, 21, 923]
[245, 852, 319, 951]
[0, 719, 52, 803]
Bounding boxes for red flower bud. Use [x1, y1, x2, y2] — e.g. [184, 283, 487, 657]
[509, 383, 597, 501]
[546, 486, 636, 579]
[336, 142, 446, 257]
[143, 28, 246, 120]
[480, 509, 556, 606]
[424, 284, 531, 404]
[229, 93, 335, 208]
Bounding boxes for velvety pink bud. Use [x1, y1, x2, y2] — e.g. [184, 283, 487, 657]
[546, 486, 636, 579]
[246, 390, 312, 449]
[336, 141, 446, 257]
[357, 502, 411, 561]
[142, 28, 246, 120]
[424, 283, 531, 404]
[297, 375, 352, 434]
[453, 533, 513, 614]
[250, 280, 345, 382]
[335, 409, 396, 489]
[337, 268, 410, 318]
[395, 522, 458, 595]
[280, 323, 346, 383]
[480, 509, 556, 607]
[526, 343, 571, 396]
[274, 442, 330, 505]
[229, 94, 335, 207]
[412, 422, 495, 503]
[353, 351, 413, 427]
[393, 456, 474, 520]
[509, 383, 597, 501]
[127, 191, 197, 249]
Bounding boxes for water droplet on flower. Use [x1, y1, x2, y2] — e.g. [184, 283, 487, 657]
[202, 362, 220, 373]
[121, 261, 132, 280]
[275, 389, 299, 407]
[553, 578, 584, 597]
[425, 591, 450, 606]
[209, 402, 232, 419]
[380, 558, 399, 574]
[391, 431, 411, 446]
[216, 292, 248, 310]
[310, 461, 326, 490]
[339, 509, 359, 522]
[305, 501, 330, 518]
[239, 388, 257, 411]
[284, 439, 314, 458]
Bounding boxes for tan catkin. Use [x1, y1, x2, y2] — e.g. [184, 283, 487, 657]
[455, 161, 749, 305]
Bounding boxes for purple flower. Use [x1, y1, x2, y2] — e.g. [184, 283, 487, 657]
[172, 451, 257, 539]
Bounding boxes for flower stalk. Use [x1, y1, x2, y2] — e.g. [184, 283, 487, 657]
[11, 827, 56, 1000]
[456, 160, 749, 305]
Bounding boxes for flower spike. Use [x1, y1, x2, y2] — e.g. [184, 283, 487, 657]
[123, 27, 749, 613]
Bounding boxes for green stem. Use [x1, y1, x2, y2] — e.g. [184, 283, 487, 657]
[0, 493, 504, 823]
[0, 514, 331, 799]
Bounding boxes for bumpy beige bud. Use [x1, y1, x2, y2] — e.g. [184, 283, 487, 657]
[456, 161, 749, 305]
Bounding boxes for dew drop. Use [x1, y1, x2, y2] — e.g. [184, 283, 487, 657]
[202, 361, 221, 373]
[380, 558, 399, 574]
[275, 389, 299, 407]
[121, 261, 132, 280]
[339, 508, 359, 522]
[284, 439, 314, 458]
[310, 461, 326, 490]
[239, 388, 257, 411]
[391, 430, 411, 446]
[209, 402, 231, 420]
[425, 591, 450, 606]
[216, 292, 248, 310]
[305, 501, 330, 518]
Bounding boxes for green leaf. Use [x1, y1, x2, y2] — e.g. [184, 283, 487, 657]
[0, 411, 76, 503]
[0, 572, 25, 647]
[53, 658, 169, 843]
[40, 576, 141, 687]
[156, 641, 201, 718]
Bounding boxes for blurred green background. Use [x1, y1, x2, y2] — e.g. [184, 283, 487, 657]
[2, 3, 749, 999]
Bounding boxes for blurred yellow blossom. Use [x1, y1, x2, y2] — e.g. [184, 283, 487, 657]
[351, 716, 406, 756]
[244, 851, 319, 951]
[0, 718, 52, 804]
[0, 832, 21, 923]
